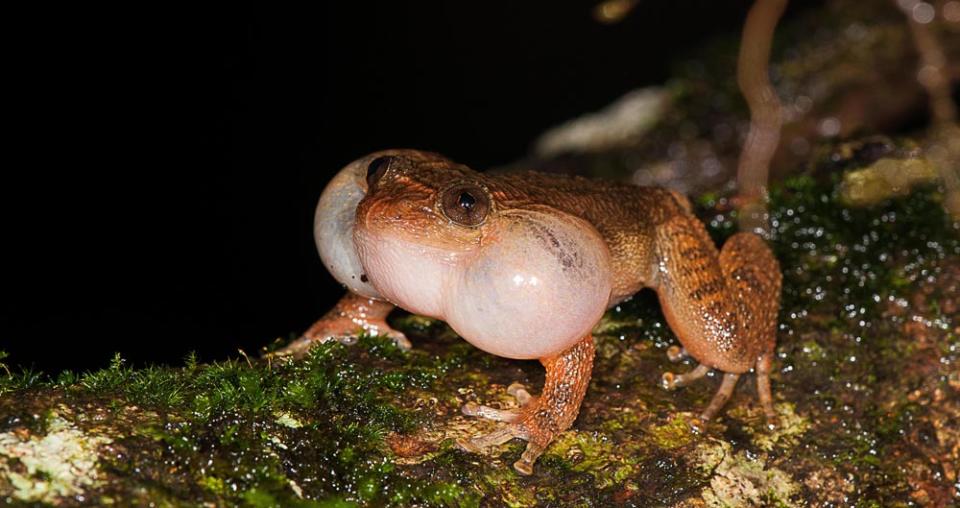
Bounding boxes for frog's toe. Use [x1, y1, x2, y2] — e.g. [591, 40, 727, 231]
[661, 371, 679, 390]
[385, 329, 412, 350]
[271, 331, 355, 359]
[272, 316, 411, 358]
[506, 382, 534, 406]
[661, 364, 711, 390]
[514, 442, 546, 476]
[455, 423, 546, 476]
[666, 345, 688, 363]
[461, 402, 521, 423]
[700, 372, 741, 421]
[456, 423, 527, 453]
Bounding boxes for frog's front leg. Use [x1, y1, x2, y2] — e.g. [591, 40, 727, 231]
[274, 292, 410, 358]
[457, 335, 595, 475]
[653, 215, 781, 423]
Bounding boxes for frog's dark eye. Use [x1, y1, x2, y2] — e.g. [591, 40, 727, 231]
[366, 156, 393, 189]
[440, 184, 490, 227]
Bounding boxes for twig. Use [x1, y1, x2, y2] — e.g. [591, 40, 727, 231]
[735, 0, 788, 235]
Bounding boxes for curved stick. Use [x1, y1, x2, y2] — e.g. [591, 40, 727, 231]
[735, 0, 788, 235]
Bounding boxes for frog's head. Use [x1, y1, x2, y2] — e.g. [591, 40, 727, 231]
[319, 149, 612, 359]
[355, 150, 492, 260]
[352, 150, 495, 319]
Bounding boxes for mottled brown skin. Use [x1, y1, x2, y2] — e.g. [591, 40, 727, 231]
[294, 150, 782, 474]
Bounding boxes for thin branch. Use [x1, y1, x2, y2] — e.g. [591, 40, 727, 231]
[735, 0, 788, 235]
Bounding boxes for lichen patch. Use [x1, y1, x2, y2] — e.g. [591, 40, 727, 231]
[0, 409, 112, 504]
[695, 440, 801, 507]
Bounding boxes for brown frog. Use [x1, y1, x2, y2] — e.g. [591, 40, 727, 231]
[282, 149, 782, 475]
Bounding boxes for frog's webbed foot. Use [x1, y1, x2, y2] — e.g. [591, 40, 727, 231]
[457, 337, 595, 476]
[271, 293, 408, 359]
[456, 383, 551, 476]
[457, 383, 546, 475]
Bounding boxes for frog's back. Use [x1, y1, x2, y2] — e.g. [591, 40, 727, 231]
[486, 171, 690, 302]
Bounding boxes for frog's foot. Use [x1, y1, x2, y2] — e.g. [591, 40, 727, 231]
[270, 293, 407, 358]
[457, 336, 595, 476]
[456, 386, 550, 476]
[661, 364, 710, 390]
[666, 345, 688, 363]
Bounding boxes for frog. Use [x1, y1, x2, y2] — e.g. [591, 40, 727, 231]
[280, 149, 782, 475]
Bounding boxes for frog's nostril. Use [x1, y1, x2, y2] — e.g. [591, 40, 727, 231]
[366, 156, 394, 188]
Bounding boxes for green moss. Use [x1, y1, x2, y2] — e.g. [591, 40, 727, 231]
[647, 414, 697, 450]
[3, 137, 959, 505]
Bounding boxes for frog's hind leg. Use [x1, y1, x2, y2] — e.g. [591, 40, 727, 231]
[458, 336, 595, 475]
[654, 216, 781, 422]
[718, 232, 782, 423]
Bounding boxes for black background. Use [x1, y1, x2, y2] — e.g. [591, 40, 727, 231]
[3, 1, 821, 372]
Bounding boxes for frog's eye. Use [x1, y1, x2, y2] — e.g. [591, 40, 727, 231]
[440, 184, 491, 227]
[366, 156, 393, 189]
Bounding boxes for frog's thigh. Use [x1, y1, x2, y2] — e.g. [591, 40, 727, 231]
[716, 232, 781, 356]
[654, 215, 751, 373]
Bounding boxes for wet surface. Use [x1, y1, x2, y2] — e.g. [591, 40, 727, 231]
[2, 166, 958, 506]
[4, 0, 960, 503]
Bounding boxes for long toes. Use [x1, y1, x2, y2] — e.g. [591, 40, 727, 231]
[699, 373, 740, 422]
[506, 383, 534, 406]
[461, 402, 521, 423]
[456, 424, 525, 453]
